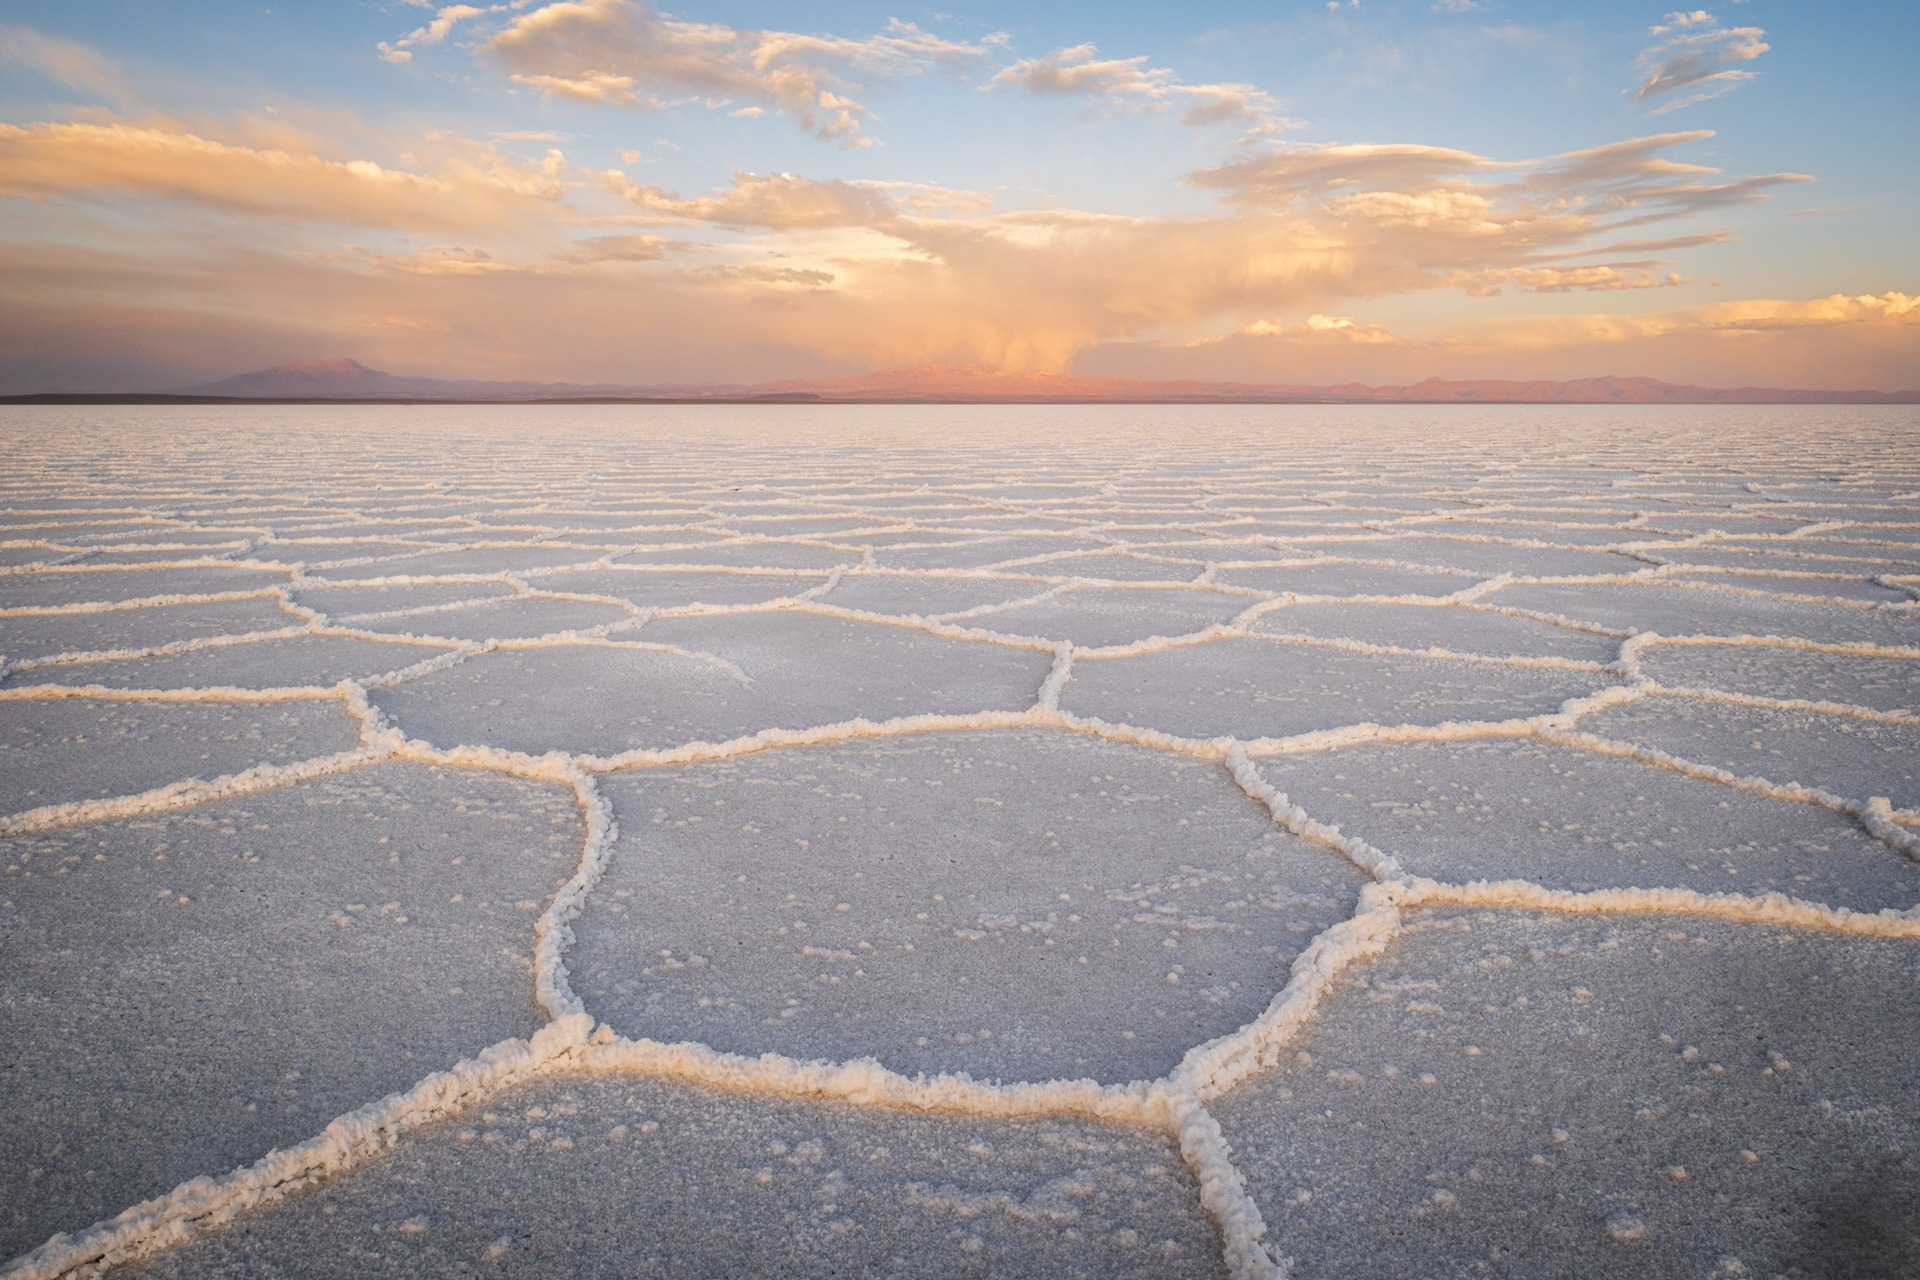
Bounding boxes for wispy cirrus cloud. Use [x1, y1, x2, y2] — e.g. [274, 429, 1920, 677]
[986, 44, 1292, 131]
[596, 169, 991, 228]
[479, 0, 990, 147]
[0, 21, 128, 99]
[1631, 10, 1769, 113]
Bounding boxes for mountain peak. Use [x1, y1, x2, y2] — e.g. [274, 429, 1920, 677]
[273, 358, 382, 376]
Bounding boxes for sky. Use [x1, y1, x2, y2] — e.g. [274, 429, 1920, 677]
[0, 0, 1915, 392]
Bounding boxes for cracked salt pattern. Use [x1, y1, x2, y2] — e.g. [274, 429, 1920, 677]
[1212, 910, 1920, 1278]
[0, 403, 1917, 1279]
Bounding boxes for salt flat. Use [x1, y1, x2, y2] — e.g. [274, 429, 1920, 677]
[2, 404, 1917, 1279]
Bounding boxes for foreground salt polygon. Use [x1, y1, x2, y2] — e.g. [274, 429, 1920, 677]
[1, 403, 1917, 1279]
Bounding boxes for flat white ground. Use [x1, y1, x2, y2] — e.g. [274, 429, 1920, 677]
[2, 404, 1917, 1279]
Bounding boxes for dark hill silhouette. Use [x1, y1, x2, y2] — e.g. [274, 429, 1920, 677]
[31, 358, 1904, 406]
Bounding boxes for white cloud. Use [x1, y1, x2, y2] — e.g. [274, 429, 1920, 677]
[483, 0, 988, 146]
[380, 4, 505, 65]
[1631, 11, 1768, 113]
[987, 44, 1290, 131]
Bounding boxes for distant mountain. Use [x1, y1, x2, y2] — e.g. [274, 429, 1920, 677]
[124, 359, 1917, 405]
[177, 358, 695, 401]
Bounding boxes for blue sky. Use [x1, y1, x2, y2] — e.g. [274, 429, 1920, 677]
[1, 0, 1915, 389]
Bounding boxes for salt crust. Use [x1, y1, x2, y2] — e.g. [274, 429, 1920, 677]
[116, 1074, 1224, 1279]
[1210, 908, 1919, 1277]
[0, 765, 572, 1258]
[0, 407, 1916, 1279]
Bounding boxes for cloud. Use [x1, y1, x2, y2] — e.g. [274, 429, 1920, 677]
[986, 44, 1289, 131]
[599, 169, 902, 228]
[1632, 11, 1768, 113]
[301, 243, 515, 274]
[1189, 131, 1809, 259]
[379, 4, 503, 65]
[557, 233, 677, 262]
[483, 0, 987, 146]
[1077, 293, 1920, 389]
[0, 120, 566, 230]
[0, 22, 126, 99]
[0, 109, 1856, 390]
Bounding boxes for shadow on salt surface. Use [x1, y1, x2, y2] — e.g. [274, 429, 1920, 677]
[0, 598, 296, 662]
[1210, 909, 1920, 1280]
[1262, 741, 1920, 910]
[0, 763, 575, 1261]
[818, 572, 1049, 618]
[345, 596, 632, 640]
[1641, 644, 1920, 714]
[529, 567, 825, 607]
[0, 567, 290, 609]
[575, 732, 1365, 1084]
[292, 580, 518, 617]
[1214, 562, 1471, 597]
[1, 635, 449, 691]
[1582, 697, 1920, 812]
[1252, 602, 1619, 662]
[372, 617, 1051, 757]
[0, 699, 358, 815]
[1491, 582, 1919, 647]
[116, 1073, 1224, 1280]
[1063, 641, 1605, 742]
[615, 542, 853, 571]
[980, 587, 1252, 650]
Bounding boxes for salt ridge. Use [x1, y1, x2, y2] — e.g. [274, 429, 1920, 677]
[1, 411, 1918, 1278]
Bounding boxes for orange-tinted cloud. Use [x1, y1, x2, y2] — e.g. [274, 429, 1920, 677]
[1078, 293, 1920, 390]
[0, 120, 566, 229]
[0, 95, 1894, 393]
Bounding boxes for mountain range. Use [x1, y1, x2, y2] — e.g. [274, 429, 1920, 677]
[6, 357, 1917, 405]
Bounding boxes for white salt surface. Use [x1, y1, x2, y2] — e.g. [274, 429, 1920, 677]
[1259, 739, 1919, 910]
[0, 403, 1916, 1279]
[573, 732, 1365, 1083]
[1251, 601, 1621, 662]
[0, 698, 358, 814]
[1582, 698, 1920, 813]
[1491, 581, 1917, 648]
[1, 763, 575, 1260]
[1063, 641, 1602, 743]
[1640, 644, 1920, 713]
[113, 1074, 1223, 1280]
[1211, 909, 1920, 1278]
[0, 598, 298, 663]
[2, 634, 449, 692]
